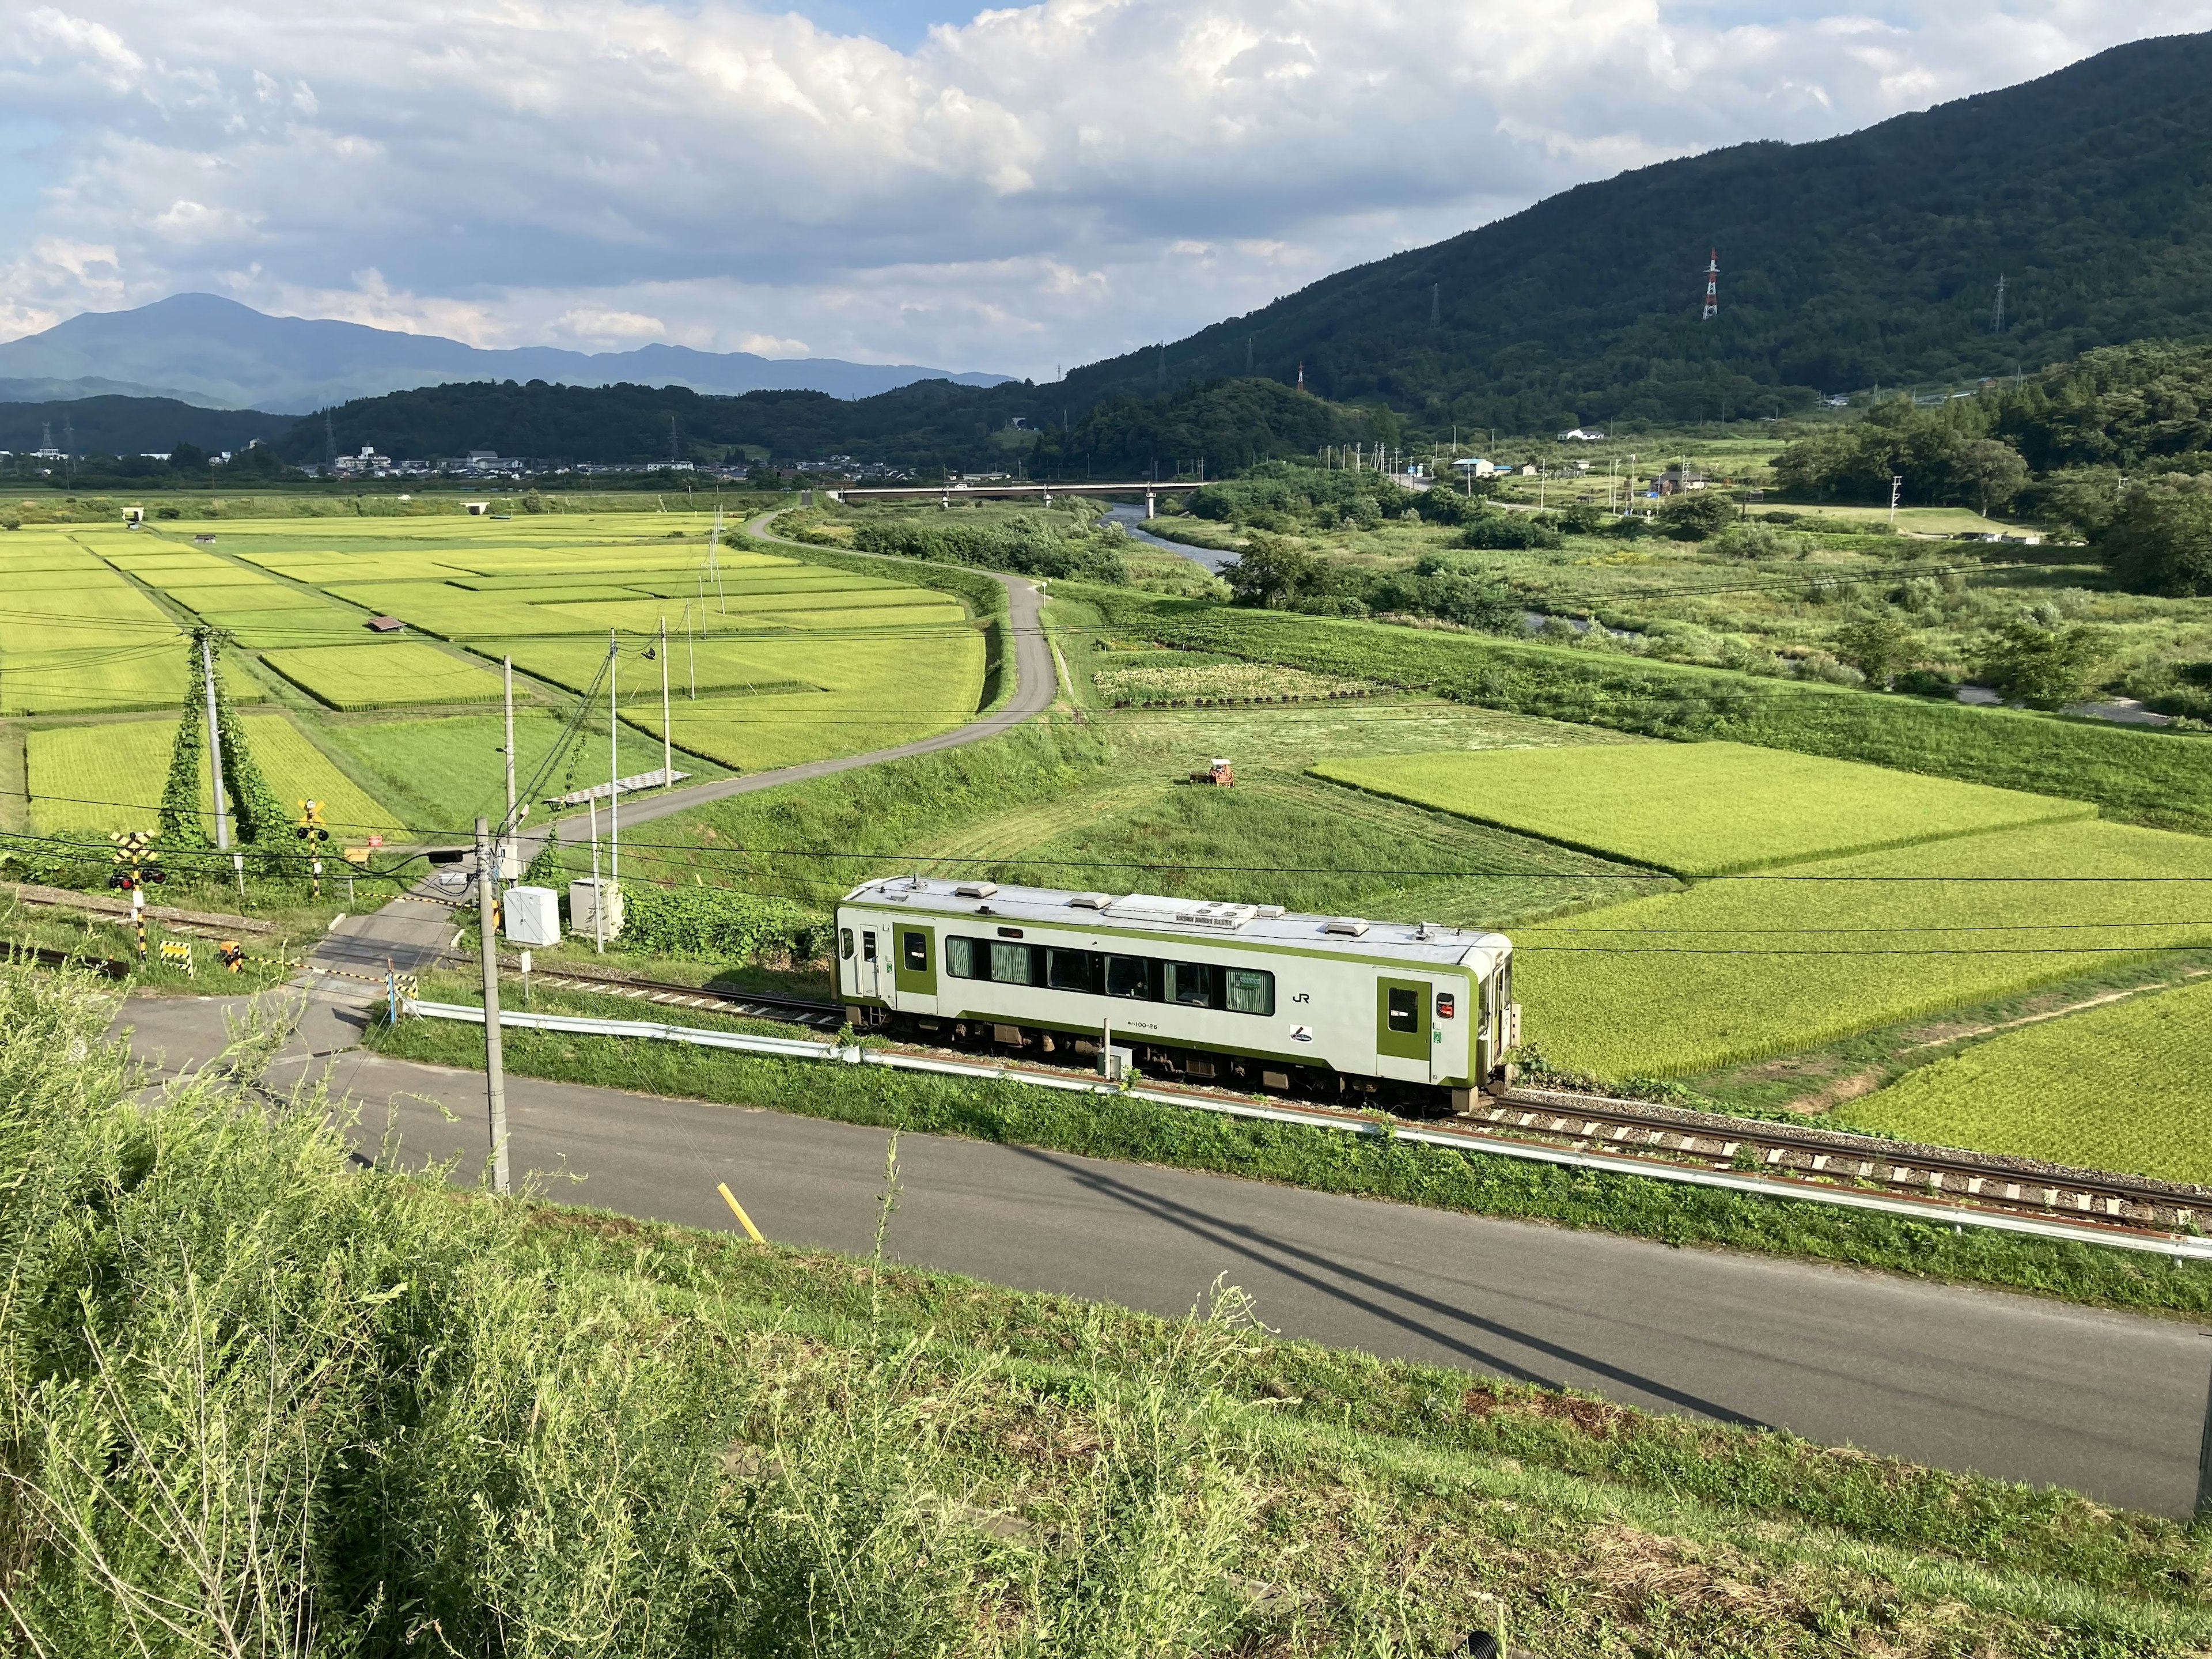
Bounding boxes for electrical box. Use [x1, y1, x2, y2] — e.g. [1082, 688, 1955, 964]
[505, 885, 561, 948]
[569, 878, 624, 941]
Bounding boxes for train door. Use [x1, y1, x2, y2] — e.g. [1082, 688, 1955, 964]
[857, 923, 883, 1001]
[1374, 975, 1432, 1084]
[894, 923, 937, 1014]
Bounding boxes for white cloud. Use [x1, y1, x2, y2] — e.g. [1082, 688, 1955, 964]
[0, 0, 2205, 375]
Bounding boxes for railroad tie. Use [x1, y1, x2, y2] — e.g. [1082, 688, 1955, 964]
[1764, 1147, 1786, 1165]
[1809, 1153, 1829, 1171]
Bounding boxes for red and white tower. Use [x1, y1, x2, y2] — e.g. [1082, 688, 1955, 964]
[1702, 249, 1719, 320]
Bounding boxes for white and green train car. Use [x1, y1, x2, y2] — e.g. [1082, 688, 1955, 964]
[835, 877, 1520, 1114]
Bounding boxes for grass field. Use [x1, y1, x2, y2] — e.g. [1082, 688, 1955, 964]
[1835, 974, 2212, 1182]
[25, 711, 404, 838]
[1315, 740, 2097, 876]
[260, 642, 509, 709]
[1515, 817, 2212, 1078]
[0, 578, 255, 716]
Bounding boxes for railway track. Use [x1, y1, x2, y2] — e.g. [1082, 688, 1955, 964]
[491, 965, 2210, 1243]
[1472, 1085, 2212, 1237]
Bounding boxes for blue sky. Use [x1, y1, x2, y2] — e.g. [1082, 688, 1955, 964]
[1, 1, 2207, 377]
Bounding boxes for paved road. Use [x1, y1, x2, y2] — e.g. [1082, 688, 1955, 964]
[306, 513, 1055, 979]
[120, 989, 2211, 1518]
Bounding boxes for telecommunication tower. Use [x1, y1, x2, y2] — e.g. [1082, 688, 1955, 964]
[1701, 249, 1719, 321]
[1991, 272, 2006, 335]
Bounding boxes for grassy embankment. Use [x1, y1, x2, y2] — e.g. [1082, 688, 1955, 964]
[370, 969, 2212, 1321]
[13, 958, 2212, 1655]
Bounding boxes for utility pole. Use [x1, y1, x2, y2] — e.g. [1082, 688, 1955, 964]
[658, 616, 671, 789]
[502, 654, 516, 871]
[607, 630, 620, 889]
[200, 632, 229, 853]
[587, 796, 604, 954]
[1889, 474, 1904, 530]
[475, 815, 510, 1196]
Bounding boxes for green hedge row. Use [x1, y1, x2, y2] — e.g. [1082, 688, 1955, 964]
[1080, 591, 2212, 832]
[620, 884, 832, 965]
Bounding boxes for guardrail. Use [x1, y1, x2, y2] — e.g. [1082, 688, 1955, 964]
[400, 998, 2212, 1262]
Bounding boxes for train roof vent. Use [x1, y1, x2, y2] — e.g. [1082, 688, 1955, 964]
[1067, 892, 1112, 910]
[953, 881, 999, 899]
[1256, 905, 1286, 919]
[1181, 902, 1259, 930]
[1323, 916, 1370, 937]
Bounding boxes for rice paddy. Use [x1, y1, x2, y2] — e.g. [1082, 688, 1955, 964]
[4, 512, 988, 835]
[1315, 741, 2097, 877]
[25, 711, 404, 838]
[1514, 817, 2212, 1078]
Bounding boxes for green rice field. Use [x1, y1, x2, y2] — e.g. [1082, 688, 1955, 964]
[1835, 975, 2212, 1184]
[261, 642, 509, 709]
[4, 513, 988, 836]
[1514, 817, 2212, 1078]
[25, 712, 404, 839]
[1315, 741, 2096, 877]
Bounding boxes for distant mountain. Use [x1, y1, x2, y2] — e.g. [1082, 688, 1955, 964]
[0, 295, 1014, 414]
[0, 395, 291, 458]
[0, 374, 210, 404]
[1055, 31, 2212, 431]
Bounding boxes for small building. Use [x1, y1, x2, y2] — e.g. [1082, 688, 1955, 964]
[366, 616, 406, 633]
[1557, 427, 1606, 442]
[1452, 457, 1497, 477]
[464, 501, 492, 516]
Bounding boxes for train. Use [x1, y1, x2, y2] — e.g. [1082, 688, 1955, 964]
[835, 876, 1519, 1113]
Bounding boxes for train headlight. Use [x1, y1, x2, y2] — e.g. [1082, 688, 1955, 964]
[1435, 992, 1456, 1020]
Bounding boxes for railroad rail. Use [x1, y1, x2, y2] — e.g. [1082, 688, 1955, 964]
[1475, 1085, 2212, 1236]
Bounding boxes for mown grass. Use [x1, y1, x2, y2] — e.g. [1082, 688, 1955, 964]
[9, 956, 2212, 1655]
[370, 971, 2212, 1321]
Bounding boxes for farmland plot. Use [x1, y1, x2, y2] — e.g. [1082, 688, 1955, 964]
[1316, 741, 2096, 877]
[0, 583, 259, 715]
[261, 643, 509, 709]
[1836, 976, 2212, 1184]
[1514, 819, 2212, 1079]
[27, 713, 402, 837]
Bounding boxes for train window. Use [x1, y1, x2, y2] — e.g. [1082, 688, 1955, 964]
[839, 929, 854, 961]
[862, 931, 877, 963]
[1167, 961, 1217, 1007]
[946, 936, 978, 978]
[1046, 949, 1096, 993]
[1386, 987, 1419, 1033]
[987, 941, 1036, 985]
[1225, 968, 1274, 1016]
[903, 931, 929, 972]
[1105, 954, 1157, 1000]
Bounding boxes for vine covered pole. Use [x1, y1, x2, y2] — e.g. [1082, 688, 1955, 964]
[200, 632, 229, 852]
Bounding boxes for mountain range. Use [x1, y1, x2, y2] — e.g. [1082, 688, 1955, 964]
[0, 294, 1013, 414]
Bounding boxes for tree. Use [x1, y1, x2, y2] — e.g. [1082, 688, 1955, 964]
[1834, 616, 1916, 687]
[1221, 534, 1327, 609]
[2099, 474, 2212, 597]
[1956, 438, 2029, 517]
[167, 441, 208, 474]
[1655, 490, 1735, 540]
[1978, 617, 2106, 709]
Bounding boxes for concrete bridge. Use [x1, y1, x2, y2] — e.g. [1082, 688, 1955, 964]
[826, 481, 1194, 517]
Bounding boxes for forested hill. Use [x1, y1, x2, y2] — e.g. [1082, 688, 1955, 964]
[1057, 31, 2212, 431]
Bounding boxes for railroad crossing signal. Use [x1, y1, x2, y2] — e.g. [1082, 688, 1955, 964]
[218, 940, 246, 974]
[108, 830, 160, 959]
[297, 799, 329, 897]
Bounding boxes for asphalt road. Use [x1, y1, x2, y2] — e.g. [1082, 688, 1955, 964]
[121, 989, 2212, 1518]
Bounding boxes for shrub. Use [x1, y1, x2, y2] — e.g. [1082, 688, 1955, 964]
[1978, 618, 2107, 710]
[854, 514, 1127, 582]
[1457, 513, 1561, 550]
[1656, 490, 1736, 540]
[622, 884, 833, 964]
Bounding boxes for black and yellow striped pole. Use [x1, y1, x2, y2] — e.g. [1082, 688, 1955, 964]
[108, 830, 156, 960]
[297, 799, 328, 899]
